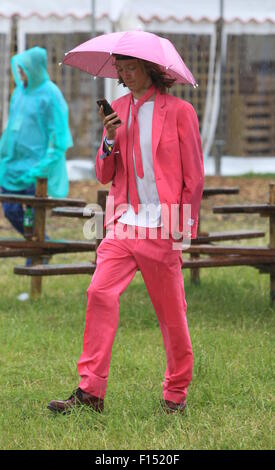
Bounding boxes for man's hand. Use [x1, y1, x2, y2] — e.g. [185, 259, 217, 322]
[99, 106, 122, 141]
[14, 173, 35, 187]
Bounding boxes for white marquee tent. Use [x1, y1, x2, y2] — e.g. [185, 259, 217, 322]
[1, 0, 275, 175]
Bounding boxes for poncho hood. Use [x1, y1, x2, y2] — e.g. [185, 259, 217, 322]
[11, 47, 50, 91]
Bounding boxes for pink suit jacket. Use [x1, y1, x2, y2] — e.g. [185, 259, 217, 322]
[95, 90, 204, 239]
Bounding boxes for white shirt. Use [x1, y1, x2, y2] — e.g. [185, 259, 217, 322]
[118, 100, 162, 227]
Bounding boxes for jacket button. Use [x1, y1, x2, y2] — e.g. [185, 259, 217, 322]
[173, 231, 182, 240]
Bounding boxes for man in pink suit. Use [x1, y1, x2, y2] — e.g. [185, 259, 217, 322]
[48, 55, 204, 415]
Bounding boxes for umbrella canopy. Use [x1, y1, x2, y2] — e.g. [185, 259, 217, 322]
[63, 30, 196, 86]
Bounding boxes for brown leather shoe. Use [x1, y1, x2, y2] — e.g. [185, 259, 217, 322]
[161, 399, 187, 414]
[47, 388, 104, 414]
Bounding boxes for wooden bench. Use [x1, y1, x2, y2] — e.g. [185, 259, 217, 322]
[0, 178, 87, 297]
[194, 229, 265, 244]
[202, 187, 239, 197]
[190, 186, 267, 283]
[0, 238, 96, 253]
[13, 249, 275, 281]
[14, 262, 97, 276]
[0, 247, 44, 258]
[210, 183, 275, 303]
[11, 186, 268, 291]
[185, 245, 275, 277]
[4, 181, 275, 304]
[49, 187, 265, 287]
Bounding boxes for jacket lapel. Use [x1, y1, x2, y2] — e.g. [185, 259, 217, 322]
[116, 90, 167, 169]
[152, 90, 167, 161]
[116, 93, 131, 169]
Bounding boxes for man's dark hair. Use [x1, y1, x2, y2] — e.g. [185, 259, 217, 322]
[114, 55, 176, 93]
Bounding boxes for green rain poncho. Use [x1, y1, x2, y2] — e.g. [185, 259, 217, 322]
[0, 47, 73, 197]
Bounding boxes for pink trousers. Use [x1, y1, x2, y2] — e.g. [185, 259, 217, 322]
[77, 222, 193, 404]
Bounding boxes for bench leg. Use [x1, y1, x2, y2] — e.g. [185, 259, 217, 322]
[269, 186, 275, 305]
[190, 212, 201, 284]
[95, 190, 108, 265]
[31, 275, 42, 299]
[271, 269, 275, 305]
[30, 178, 47, 299]
[190, 253, 200, 285]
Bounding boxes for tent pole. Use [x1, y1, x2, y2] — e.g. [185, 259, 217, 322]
[91, 0, 98, 162]
[215, 0, 225, 175]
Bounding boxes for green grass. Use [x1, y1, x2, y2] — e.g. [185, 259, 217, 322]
[0, 256, 274, 450]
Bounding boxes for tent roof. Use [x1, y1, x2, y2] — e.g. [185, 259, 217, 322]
[1, 0, 275, 24]
[0, 0, 110, 20]
[135, 0, 275, 24]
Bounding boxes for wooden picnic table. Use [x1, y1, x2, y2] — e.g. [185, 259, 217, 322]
[10, 183, 275, 305]
[51, 186, 264, 286]
[0, 183, 108, 298]
[212, 182, 275, 303]
[192, 186, 239, 283]
[0, 178, 87, 298]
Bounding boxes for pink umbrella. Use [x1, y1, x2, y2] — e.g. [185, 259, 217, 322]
[63, 30, 197, 86]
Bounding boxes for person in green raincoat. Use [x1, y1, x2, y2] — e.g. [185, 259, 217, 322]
[0, 46, 73, 239]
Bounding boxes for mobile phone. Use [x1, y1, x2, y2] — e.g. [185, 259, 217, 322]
[96, 99, 121, 124]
